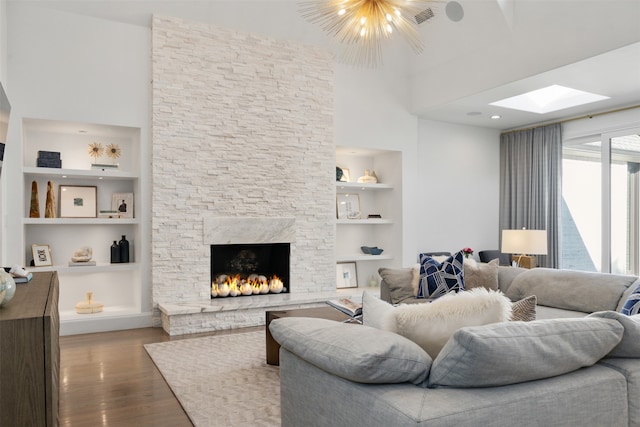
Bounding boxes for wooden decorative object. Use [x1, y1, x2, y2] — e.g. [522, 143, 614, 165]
[513, 255, 537, 269]
[45, 181, 56, 218]
[29, 180, 40, 218]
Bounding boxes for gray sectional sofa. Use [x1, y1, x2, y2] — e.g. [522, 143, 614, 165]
[270, 266, 640, 427]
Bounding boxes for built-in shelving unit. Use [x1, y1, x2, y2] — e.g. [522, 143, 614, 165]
[335, 146, 403, 287]
[21, 118, 150, 335]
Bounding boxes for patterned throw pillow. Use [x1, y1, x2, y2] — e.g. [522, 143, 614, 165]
[418, 251, 465, 299]
[511, 295, 537, 321]
[621, 282, 640, 315]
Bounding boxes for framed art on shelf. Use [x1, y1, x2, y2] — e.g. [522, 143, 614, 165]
[59, 185, 97, 218]
[112, 192, 134, 219]
[31, 244, 53, 267]
[336, 262, 358, 288]
[338, 167, 350, 182]
[336, 193, 361, 220]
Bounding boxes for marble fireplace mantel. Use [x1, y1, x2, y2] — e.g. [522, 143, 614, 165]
[203, 217, 296, 244]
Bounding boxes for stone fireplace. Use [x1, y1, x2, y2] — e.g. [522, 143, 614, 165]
[151, 16, 336, 335]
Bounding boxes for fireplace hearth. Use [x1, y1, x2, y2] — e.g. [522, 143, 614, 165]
[210, 243, 290, 298]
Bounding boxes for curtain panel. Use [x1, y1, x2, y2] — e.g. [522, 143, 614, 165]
[499, 123, 562, 268]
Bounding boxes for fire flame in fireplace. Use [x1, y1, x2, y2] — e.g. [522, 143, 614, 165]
[212, 274, 285, 298]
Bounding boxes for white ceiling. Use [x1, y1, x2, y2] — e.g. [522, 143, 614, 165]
[25, 0, 640, 131]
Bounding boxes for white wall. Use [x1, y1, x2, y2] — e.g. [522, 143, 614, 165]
[334, 64, 419, 266]
[416, 119, 501, 258]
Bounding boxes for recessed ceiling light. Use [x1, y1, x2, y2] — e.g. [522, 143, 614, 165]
[489, 85, 609, 114]
[490, 115, 501, 119]
[78, 130, 88, 134]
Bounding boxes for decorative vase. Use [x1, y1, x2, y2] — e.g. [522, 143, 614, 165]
[30, 181, 40, 218]
[110, 241, 120, 264]
[0, 270, 17, 308]
[357, 169, 377, 184]
[118, 235, 129, 263]
[45, 181, 56, 218]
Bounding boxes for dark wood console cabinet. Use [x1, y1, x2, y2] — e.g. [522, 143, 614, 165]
[0, 271, 59, 426]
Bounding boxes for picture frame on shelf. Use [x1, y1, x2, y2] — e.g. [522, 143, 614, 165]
[59, 185, 97, 218]
[336, 193, 361, 219]
[112, 192, 134, 219]
[338, 167, 350, 182]
[31, 244, 53, 267]
[336, 262, 358, 288]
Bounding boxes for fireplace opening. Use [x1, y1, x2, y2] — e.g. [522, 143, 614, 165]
[210, 243, 290, 298]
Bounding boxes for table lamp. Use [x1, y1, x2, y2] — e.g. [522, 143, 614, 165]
[501, 228, 548, 268]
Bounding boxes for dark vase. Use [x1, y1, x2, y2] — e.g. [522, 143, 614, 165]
[110, 241, 120, 264]
[119, 235, 130, 263]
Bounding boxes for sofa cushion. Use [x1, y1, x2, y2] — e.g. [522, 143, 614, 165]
[620, 280, 640, 315]
[463, 258, 499, 291]
[269, 317, 431, 385]
[428, 317, 623, 388]
[418, 251, 465, 299]
[588, 310, 640, 357]
[511, 295, 537, 321]
[505, 268, 637, 313]
[378, 265, 419, 304]
[363, 288, 512, 359]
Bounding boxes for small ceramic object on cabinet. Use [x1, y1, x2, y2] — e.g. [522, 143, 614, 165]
[0, 269, 16, 308]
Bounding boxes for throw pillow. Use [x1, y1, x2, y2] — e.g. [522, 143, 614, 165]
[362, 290, 395, 330]
[588, 310, 640, 357]
[428, 317, 624, 388]
[378, 265, 420, 304]
[511, 295, 537, 321]
[418, 251, 465, 299]
[387, 288, 512, 359]
[463, 258, 499, 291]
[620, 281, 640, 315]
[269, 317, 432, 385]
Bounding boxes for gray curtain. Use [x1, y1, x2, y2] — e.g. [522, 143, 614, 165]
[499, 123, 562, 268]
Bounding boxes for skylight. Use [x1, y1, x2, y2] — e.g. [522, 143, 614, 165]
[489, 85, 610, 114]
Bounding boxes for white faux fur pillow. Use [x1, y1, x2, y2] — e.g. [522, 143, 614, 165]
[363, 289, 513, 359]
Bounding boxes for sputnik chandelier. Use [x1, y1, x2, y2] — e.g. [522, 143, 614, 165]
[299, 0, 432, 67]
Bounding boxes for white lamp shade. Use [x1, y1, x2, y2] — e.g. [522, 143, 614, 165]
[501, 229, 548, 255]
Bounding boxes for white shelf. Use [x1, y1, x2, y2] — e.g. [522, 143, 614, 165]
[337, 254, 393, 262]
[24, 218, 138, 225]
[336, 181, 393, 190]
[336, 218, 392, 225]
[60, 305, 142, 322]
[22, 117, 145, 335]
[30, 262, 139, 274]
[24, 166, 137, 180]
[335, 147, 402, 288]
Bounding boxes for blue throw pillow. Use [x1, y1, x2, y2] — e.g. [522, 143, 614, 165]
[418, 251, 465, 299]
[621, 282, 640, 315]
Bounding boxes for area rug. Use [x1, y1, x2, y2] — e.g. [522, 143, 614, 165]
[144, 330, 280, 427]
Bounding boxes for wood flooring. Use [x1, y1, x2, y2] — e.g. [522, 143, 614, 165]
[59, 326, 262, 427]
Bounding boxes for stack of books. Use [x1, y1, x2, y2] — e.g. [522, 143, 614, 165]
[4, 266, 33, 284]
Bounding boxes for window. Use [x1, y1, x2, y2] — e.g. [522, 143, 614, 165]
[562, 131, 640, 274]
